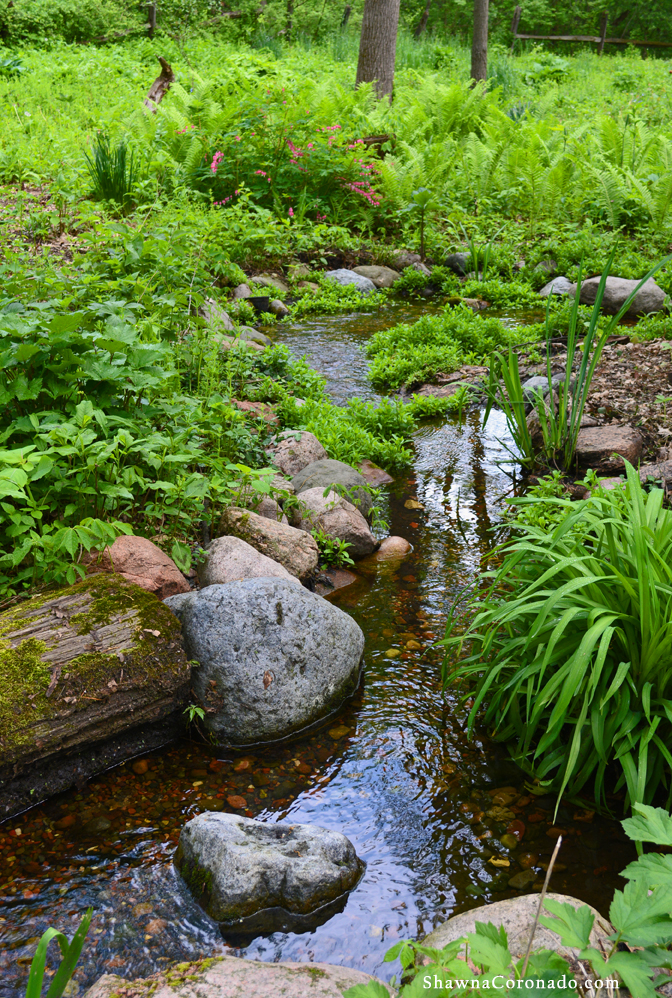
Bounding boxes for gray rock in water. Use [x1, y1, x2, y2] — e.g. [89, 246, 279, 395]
[568, 275, 666, 317]
[175, 812, 364, 932]
[424, 893, 612, 966]
[324, 269, 376, 294]
[197, 536, 296, 588]
[539, 276, 573, 296]
[164, 579, 364, 745]
[293, 488, 376, 558]
[445, 252, 471, 276]
[353, 265, 401, 288]
[269, 299, 289, 318]
[292, 459, 372, 518]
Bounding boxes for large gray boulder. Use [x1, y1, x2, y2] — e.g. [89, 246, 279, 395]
[267, 430, 328, 477]
[294, 488, 376, 559]
[568, 275, 666, 317]
[164, 579, 364, 745]
[175, 812, 364, 932]
[324, 268, 376, 294]
[424, 893, 612, 967]
[219, 506, 319, 580]
[353, 265, 401, 288]
[197, 536, 298, 588]
[292, 459, 373, 518]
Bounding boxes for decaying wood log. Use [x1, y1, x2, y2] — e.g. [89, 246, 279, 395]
[0, 574, 189, 818]
[144, 56, 175, 110]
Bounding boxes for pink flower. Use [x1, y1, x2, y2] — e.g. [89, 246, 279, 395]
[210, 150, 224, 173]
[235, 135, 241, 141]
[288, 207, 294, 217]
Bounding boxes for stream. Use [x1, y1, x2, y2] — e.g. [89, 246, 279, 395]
[0, 302, 634, 995]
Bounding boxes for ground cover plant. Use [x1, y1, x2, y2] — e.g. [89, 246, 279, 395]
[442, 463, 672, 814]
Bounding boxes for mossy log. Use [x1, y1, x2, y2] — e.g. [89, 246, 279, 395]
[0, 574, 189, 818]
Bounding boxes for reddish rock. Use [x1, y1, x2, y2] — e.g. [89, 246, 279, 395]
[232, 400, 279, 425]
[132, 759, 149, 775]
[575, 425, 642, 470]
[84, 535, 189, 600]
[358, 459, 394, 485]
[639, 459, 672, 489]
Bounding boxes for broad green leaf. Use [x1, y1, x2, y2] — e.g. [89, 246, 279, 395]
[539, 899, 595, 949]
[622, 803, 672, 845]
[342, 984, 389, 998]
[620, 852, 672, 887]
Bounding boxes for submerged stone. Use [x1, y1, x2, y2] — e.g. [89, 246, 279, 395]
[174, 811, 364, 932]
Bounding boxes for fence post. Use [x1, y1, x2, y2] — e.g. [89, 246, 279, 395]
[510, 6, 521, 53]
[597, 11, 608, 54]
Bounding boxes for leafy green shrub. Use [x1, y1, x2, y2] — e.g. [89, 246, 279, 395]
[0, 0, 138, 44]
[443, 462, 672, 812]
[366, 309, 532, 389]
[346, 801, 672, 996]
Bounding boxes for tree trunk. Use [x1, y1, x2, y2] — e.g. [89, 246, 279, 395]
[147, 1, 157, 38]
[144, 56, 175, 111]
[286, 0, 294, 40]
[414, 0, 433, 39]
[471, 0, 489, 82]
[356, 0, 401, 100]
[341, 4, 352, 28]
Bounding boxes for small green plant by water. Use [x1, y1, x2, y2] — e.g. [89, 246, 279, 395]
[485, 252, 670, 471]
[25, 907, 92, 998]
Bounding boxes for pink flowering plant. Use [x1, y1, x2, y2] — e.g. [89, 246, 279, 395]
[167, 84, 384, 228]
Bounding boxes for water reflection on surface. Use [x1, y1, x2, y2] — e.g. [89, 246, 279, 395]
[0, 305, 633, 994]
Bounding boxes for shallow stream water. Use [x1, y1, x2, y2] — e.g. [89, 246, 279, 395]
[0, 302, 634, 994]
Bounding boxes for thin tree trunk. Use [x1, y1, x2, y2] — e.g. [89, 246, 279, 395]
[414, 0, 433, 39]
[286, 0, 294, 40]
[471, 0, 489, 82]
[147, 1, 157, 38]
[341, 4, 352, 28]
[356, 0, 401, 100]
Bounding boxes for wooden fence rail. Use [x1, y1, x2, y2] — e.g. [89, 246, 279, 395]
[510, 7, 672, 53]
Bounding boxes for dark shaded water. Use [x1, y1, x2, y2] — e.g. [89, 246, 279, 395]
[0, 305, 634, 994]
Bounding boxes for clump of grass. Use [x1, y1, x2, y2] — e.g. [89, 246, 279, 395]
[84, 132, 136, 212]
[442, 462, 672, 813]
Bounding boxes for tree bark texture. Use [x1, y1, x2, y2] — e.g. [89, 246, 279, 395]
[0, 574, 189, 815]
[414, 0, 433, 39]
[471, 0, 489, 82]
[144, 56, 175, 110]
[356, 0, 401, 100]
